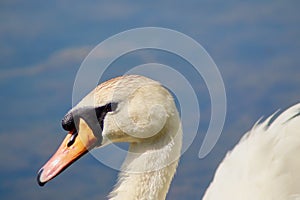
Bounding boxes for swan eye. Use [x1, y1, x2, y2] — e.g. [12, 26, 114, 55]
[95, 102, 118, 117]
[95, 102, 118, 130]
[105, 102, 118, 113]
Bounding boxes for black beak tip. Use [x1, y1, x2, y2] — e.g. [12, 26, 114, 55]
[37, 168, 46, 187]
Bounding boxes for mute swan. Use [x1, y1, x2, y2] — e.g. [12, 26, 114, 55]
[37, 75, 300, 200]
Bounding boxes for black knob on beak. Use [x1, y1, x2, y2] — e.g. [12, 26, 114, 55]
[62, 112, 75, 131]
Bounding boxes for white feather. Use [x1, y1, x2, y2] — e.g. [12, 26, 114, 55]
[204, 103, 300, 200]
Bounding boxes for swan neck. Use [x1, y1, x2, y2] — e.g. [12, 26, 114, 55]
[108, 115, 182, 200]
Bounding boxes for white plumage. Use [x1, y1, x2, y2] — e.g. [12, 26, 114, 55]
[38, 75, 300, 200]
[204, 104, 300, 200]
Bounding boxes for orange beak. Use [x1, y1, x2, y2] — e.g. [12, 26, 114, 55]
[37, 119, 98, 186]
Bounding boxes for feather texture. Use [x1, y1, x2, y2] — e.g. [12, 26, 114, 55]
[204, 104, 300, 200]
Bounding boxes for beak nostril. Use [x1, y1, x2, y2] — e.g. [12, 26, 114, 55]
[67, 130, 78, 147]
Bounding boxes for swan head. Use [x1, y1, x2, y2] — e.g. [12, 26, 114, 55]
[37, 75, 178, 186]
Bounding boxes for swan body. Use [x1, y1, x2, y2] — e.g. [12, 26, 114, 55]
[37, 75, 300, 200]
[204, 104, 300, 200]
